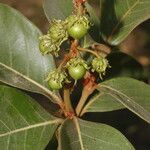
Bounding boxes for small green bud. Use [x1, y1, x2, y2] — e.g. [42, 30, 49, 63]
[46, 70, 68, 90]
[91, 57, 110, 79]
[39, 35, 51, 54]
[48, 19, 68, 43]
[39, 19, 69, 57]
[39, 34, 61, 57]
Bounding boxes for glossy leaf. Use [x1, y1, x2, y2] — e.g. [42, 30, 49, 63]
[100, 0, 150, 45]
[0, 85, 62, 150]
[97, 78, 150, 123]
[58, 117, 134, 150]
[0, 4, 61, 104]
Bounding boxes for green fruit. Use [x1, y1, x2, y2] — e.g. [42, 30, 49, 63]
[39, 40, 47, 53]
[39, 35, 51, 54]
[66, 57, 88, 80]
[68, 65, 86, 80]
[68, 23, 88, 39]
[46, 70, 68, 90]
[48, 79, 62, 90]
[66, 15, 90, 39]
[48, 19, 68, 42]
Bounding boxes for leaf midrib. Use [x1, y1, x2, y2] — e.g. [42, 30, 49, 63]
[108, 0, 139, 40]
[73, 117, 84, 150]
[0, 63, 61, 104]
[99, 84, 150, 123]
[0, 119, 62, 138]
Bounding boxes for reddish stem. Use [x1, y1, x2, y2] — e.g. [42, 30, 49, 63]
[58, 39, 78, 70]
[76, 72, 97, 116]
[73, 0, 86, 7]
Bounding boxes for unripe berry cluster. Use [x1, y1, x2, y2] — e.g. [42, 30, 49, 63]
[45, 55, 110, 90]
[39, 15, 90, 57]
[39, 13, 110, 90]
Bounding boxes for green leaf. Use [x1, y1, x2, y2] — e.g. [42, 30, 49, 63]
[58, 117, 134, 150]
[81, 52, 144, 115]
[0, 85, 62, 150]
[100, 0, 150, 45]
[97, 78, 150, 123]
[0, 4, 61, 104]
[81, 93, 124, 116]
[43, 0, 73, 21]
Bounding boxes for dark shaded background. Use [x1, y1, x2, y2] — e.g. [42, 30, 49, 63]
[0, 0, 149, 149]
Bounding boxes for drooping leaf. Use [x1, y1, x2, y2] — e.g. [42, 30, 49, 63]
[100, 0, 150, 45]
[0, 85, 62, 150]
[0, 4, 61, 104]
[97, 78, 150, 123]
[58, 117, 134, 150]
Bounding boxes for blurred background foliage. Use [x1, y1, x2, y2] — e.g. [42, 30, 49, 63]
[0, 0, 149, 149]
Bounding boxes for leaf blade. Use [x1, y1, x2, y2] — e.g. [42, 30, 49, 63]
[43, 0, 73, 21]
[100, 0, 150, 45]
[81, 51, 145, 115]
[0, 85, 62, 150]
[0, 4, 60, 103]
[98, 78, 150, 123]
[81, 93, 124, 116]
[58, 117, 134, 150]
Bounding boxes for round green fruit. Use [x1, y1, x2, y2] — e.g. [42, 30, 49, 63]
[68, 65, 86, 80]
[48, 79, 62, 90]
[39, 40, 48, 54]
[68, 23, 88, 39]
[39, 35, 51, 54]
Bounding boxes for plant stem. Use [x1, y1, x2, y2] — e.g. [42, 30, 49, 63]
[77, 47, 99, 57]
[75, 88, 89, 116]
[63, 88, 74, 114]
[74, 0, 85, 16]
[76, 72, 97, 116]
[57, 40, 79, 70]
